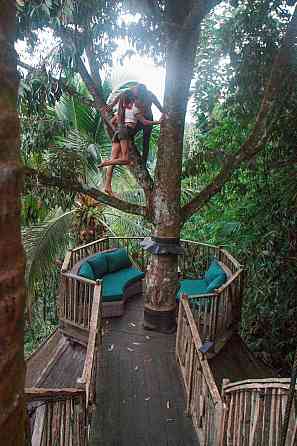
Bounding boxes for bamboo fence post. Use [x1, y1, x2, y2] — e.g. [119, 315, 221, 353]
[280, 349, 297, 446]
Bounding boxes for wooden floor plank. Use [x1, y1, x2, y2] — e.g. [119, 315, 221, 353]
[91, 294, 198, 446]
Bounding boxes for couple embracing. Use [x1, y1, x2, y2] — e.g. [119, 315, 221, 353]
[99, 83, 166, 195]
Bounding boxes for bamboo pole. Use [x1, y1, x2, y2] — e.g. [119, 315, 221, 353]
[280, 349, 297, 446]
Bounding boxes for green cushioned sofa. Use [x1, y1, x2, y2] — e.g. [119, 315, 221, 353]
[177, 258, 229, 305]
[73, 248, 144, 317]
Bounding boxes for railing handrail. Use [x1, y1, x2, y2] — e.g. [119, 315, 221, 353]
[224, 377, 294, 387]
[78, 282, 102, 405]
[62, 271, 99, 286]
[219, 248, 243, 270]
[215, 268, 243, 293]
[25, 387, 85, 400]
[223, 379, 297, 393]
[180, 295, 222, 404]
[180, 238, 219, 249]
[71, 236, 109, 252]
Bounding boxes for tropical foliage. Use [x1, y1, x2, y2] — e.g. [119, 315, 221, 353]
[17, 0, 296, 372]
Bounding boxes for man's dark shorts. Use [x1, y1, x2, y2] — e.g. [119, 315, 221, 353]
[112, 125, 137, 143]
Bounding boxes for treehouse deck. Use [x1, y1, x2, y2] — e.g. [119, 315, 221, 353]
[208, 333, 274, 390]
[25, 236, 297, 446]
[91, 293, 198, 446]
[26, 329, 87, 389]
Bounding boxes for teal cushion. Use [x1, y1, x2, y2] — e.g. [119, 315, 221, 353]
[79, 262, 95, 280]
[105, 248, 132, 273]
[206, 273, 226, 293]
[205, 259, 225, 284]
[102, 267, 144, 302]
[177, 279, 209, 300]
[87, 253, 108, 279]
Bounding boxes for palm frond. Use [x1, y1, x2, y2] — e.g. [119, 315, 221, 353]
[22, 209, 75, 310]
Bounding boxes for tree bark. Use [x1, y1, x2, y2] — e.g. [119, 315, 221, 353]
[0, 1, 26, 445]
[143, 0, 202, 332]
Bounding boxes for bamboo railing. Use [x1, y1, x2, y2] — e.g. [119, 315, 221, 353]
[77, 283, 102, 409]
[176, 295, 224, 445]
[59, 273, 100, 332]
[179, 241, 244, 345]
[26, 388, 86, 446]
[179, 240, 220, 278]
[26, 281, 102, 446]
[221, 379, 297, 445]
[62, 237, 244, 345]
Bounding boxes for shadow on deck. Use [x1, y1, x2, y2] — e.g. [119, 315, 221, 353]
[91, 294, 198, 446]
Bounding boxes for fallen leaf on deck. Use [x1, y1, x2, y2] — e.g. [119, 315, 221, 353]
[166, 401, 170, 409]
[129, 322, 136, 327]
[134, 366, 139, 371]
[166, 418, 176, 422]
[133, 342, 140, 345]
[145, 397, 151, 401]
[107, 344, 114, 352]
[127, 347, 134, 352]
[145, 336, 150, 340]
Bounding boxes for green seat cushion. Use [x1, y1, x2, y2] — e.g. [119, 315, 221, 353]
[87, 253, 108, 279]
[205, 259, 225, 284]
[206, 273, 226, 293]
[177, 279, 209, 300]
[104, 248, 132, 273]
[102, 267, 144, 302]
[79, 262, 95, 280]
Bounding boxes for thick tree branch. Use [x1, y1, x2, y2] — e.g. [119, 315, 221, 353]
[24, 168, 148, 219]
[181, 5, 297, 222]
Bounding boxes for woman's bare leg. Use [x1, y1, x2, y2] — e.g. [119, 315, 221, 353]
[99, 139, 131, 167]
[102, 142, 121, 194]
[104, 166, 114, 195]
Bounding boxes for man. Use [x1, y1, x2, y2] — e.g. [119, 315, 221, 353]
[106, 83, 166, 165]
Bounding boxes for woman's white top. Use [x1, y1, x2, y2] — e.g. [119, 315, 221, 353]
[113, 103, 141, 124]
[124, 104, 141, 124]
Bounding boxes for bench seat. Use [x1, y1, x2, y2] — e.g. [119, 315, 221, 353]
[102, 267, 145, 302]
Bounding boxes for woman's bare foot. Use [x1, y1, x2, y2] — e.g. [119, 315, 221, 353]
[104, 188, 113, 196]
[98, 160, 108, 168]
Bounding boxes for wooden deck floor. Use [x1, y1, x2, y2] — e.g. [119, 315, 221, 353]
[91, 294, 198, 446]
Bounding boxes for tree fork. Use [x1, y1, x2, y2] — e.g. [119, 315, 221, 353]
[0, 1, 26, 444]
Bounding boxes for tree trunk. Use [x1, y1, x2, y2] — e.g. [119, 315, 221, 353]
[144, 2, 202, 333]
[0, 2, 26, 445]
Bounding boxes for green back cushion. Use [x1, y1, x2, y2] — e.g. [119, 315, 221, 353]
[105, 248, 132, 273]
[205, 259, 226, 292]
[205, 259, 224, 283]
[206, 273, 226, 293]
[79, 262, 95, 280]
[87, 252, 108, 279]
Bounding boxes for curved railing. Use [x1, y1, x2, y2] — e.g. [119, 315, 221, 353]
[61, 236, 244, 345]
[221, 378, 297, 445]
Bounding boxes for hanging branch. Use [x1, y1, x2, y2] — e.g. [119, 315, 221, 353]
[181, 5, 297, 222]
[24, 168, 148, 219]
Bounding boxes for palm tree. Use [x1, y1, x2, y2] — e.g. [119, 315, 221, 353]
[21, 80, 152, 314]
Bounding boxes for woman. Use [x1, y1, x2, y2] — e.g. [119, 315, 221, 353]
[99, 91, 161, 195]
[106, 83, 166, 165]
